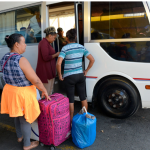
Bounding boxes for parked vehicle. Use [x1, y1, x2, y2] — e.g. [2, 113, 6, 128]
[0, 1, 150, 118]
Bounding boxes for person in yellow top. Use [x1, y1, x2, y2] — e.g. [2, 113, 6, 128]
[0, 33, 50, 150]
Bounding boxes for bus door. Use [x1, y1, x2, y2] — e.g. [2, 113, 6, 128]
[48, 2, 83, 99]
[74, 2, 84, 45]
[74, 2, 85, 71]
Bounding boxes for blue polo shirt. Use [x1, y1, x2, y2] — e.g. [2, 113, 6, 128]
[58, 43, 90, 78]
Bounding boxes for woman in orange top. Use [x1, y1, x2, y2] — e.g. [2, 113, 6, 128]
[0, 34, 50, 150]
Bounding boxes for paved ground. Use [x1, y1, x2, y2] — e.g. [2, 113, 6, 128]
[1, 89, 150, 150]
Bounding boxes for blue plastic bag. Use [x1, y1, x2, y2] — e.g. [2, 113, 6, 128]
[72, 107, 96, 149]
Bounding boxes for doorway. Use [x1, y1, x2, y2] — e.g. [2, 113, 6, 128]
[48, 2, 84, 98]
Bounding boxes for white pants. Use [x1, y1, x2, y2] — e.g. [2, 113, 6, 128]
[43, 78, 55, 95]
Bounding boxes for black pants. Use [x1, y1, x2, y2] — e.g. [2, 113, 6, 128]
[64, 73, 86, 103]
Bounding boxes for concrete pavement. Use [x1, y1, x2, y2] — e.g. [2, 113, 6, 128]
[0, 98, 150, 150]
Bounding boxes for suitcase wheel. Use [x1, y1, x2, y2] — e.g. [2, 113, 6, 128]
[40, 142, 44, 147]
[49, 145, 55, 150]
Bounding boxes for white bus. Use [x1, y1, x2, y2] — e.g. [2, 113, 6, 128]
[0, 1, 150, 119]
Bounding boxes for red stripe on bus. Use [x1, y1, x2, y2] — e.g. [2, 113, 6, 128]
[0, 71, 2, 72]
[133, 78, 150, 81]
[86, 76, 97, 79]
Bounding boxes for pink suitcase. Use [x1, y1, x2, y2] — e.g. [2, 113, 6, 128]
[38, 93, 71, 147]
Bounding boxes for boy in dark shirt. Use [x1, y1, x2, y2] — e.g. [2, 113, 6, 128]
[57, 27, 67, 51]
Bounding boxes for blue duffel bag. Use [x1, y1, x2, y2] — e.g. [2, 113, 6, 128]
[72, 106, 96, 149]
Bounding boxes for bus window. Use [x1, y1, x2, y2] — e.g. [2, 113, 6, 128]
[91, 2, 150, 40]
[0, 5, 41, 45]
[49, 2, 75, 52]
[100, 41, 150, 62]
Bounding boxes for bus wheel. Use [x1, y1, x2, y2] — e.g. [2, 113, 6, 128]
[98, 77, 140, 119]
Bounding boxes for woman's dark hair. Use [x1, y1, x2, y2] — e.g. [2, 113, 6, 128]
[66, 28, 77, 42]
[5, 33, 23, 50]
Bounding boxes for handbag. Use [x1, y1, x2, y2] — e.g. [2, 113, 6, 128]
[0, 76, 5, 87]
[1, 54, 19, 87]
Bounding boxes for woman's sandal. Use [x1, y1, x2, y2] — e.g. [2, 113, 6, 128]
[17, 136, 23, 142]
[23, 141, 39, 150]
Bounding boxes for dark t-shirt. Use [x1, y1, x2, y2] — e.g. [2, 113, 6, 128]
[59, 37, 66, 51]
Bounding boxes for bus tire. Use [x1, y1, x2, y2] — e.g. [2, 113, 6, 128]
[97, 77, 140, 119]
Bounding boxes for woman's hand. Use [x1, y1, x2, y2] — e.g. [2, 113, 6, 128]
[59, 74, 64, 81]
[41, 91, 51, 101]
[83, 70, 88, 76]
[56, 52, 60, 57]
[52, 52, 60, 59]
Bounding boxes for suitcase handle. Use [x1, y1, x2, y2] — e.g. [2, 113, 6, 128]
[41, 97, 45, 100]
[40, 94, 63, 101]
[40, 94, 60, 100]
[50, 93, 62, 97]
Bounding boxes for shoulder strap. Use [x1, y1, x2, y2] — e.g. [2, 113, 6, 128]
[2, 54, 19, 72]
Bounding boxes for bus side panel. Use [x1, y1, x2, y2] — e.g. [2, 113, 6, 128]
[22, 45, 39, 71]
[134, 81, 150, 108]
[84, 43, 150, 108]
[95, 70, 150, 108]
[0, 47, 10, 89]
[86, 78, 97, 102]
